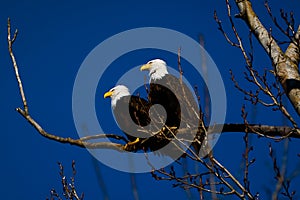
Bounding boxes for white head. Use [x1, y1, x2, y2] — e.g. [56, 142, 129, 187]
[104, 85, 130, 108]
[140, 59, 169, 81]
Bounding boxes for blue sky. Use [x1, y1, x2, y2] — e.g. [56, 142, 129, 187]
[1, 0, 300, 199]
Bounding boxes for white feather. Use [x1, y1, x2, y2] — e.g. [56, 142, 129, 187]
[109, 85, 130, 108]
[147, 59, 169, 82]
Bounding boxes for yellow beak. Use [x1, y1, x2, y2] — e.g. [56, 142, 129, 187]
[104, 91, 113, 98]
[140, 63, 151, 71]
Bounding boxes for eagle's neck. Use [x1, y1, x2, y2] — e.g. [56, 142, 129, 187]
[149, 68, 168, 82]
[111, 92, 130, 109]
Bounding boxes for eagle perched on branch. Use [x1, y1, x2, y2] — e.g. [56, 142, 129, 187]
[140, 59, 205, 155]
[104, 85, 151, 151]
[104, 85, 170, 152]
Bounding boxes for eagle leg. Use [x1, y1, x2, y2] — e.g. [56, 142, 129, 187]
[162, 126, 178, 132]
[123, 138, 140, 151]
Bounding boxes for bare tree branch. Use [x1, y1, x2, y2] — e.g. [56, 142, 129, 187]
[212, 123, 300, 139]
[47, 161, 84, 200]
[241, 107, 255, 194]
[234, 0, 300, 116]
[7, 18, 28, 114]
[16, 107, 123, 150]
[7, 18, 125, 151]
[264, 2, 296, 42]
[269, 144, 296, 200]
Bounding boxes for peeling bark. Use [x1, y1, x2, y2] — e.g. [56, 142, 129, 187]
[235, 0, 300, 116]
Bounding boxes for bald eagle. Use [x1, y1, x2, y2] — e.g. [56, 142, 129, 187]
[104, 85, 151, 151]
[140, 59, 204, 154]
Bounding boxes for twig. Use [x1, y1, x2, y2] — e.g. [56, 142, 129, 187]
[269, 144, 296, 200]
[49, 161, 84, 200]
[241, 106, 255, 194]
[264, 2, 295, 41]
[177, 47, 183, 81]
[7, 18, 28, 114]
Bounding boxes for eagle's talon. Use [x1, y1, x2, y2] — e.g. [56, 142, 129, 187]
[123, 138, 140, 151]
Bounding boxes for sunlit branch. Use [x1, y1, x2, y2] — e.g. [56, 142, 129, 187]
[234, 0, 300, 116]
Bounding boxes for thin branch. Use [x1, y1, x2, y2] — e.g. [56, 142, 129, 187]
[241, 107, 255, 194]
[177, 47, 183, 81]
[16, 107, 123, 150]
[264, 2, 295, 41]
[152, 168, 237, 196]
[225, 0, 252, 67]
[214, 10, 240, 48]
[7, 18, 28, 114]
[230, 67, 298, 127]
[269, 144, 296, 200]
[80, 133, 128, 142]
[49, 161, 84, 200]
